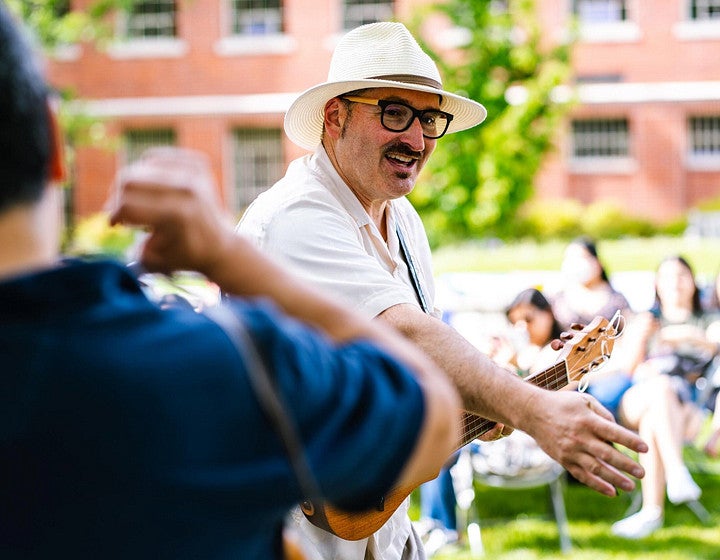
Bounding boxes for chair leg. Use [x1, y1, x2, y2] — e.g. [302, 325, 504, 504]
[686, 499, 711, 524]
[466, 521, 484, 558]
[623, 488, 643, 517]
[549, 476, 572, 554]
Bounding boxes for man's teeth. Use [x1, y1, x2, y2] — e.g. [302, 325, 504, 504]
[388, 153, 414, 163]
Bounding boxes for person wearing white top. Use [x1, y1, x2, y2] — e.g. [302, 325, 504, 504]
[239, 21, 648, 560]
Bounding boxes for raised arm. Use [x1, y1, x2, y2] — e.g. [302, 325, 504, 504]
[108, 147, 461, 488]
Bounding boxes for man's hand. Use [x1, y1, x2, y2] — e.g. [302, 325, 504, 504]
[524, 389, 647, 497]
[475, 421, 514, 442]
[108, 147, 235, 277]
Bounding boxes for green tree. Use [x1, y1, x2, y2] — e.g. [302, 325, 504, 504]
[5, 0, 129, 47]
[409, 0, 573, 247]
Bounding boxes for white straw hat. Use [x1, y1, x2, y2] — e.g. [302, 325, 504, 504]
[284, 21, 487, 151]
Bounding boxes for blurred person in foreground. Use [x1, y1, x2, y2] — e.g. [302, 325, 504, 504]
[0, 7, 462, 558]
[238, 21, 647, 560]
[609, 255, 716, 538]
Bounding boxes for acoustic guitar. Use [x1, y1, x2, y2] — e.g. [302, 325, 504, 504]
[300, 314, 623, 541]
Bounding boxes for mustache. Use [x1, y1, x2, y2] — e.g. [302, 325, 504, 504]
[383, 142, 423, 159]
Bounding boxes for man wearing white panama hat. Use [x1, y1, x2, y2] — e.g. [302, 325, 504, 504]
[239, 21, 647, 560]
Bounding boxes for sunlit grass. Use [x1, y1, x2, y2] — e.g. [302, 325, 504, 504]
[427, 463, 720, 560]
[432, 237, 720, 277]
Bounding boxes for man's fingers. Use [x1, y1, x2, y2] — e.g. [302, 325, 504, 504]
[477, 422, 507, 442]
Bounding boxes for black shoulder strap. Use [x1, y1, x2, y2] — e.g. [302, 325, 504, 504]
[396, 223, 431, 314]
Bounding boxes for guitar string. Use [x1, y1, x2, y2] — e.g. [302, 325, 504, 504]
[459, 329, 608, 445]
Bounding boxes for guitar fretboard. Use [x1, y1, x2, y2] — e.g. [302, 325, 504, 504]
[458, 361, 568, 447]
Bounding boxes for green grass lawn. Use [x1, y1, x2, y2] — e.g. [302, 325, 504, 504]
[418, 446, 720, 560]
[432, 237, 720, 278]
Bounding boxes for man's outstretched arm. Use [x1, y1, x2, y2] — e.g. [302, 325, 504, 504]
[379, 302, 648, 497]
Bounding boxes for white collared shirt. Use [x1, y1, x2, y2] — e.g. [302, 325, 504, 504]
[238, 146, 438, 321]
[237, 146, 439, 560]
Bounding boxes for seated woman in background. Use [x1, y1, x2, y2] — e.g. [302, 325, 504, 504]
[488, 288, 564, 376]
[552, 236, 632, 329]
[610, 255, 717, 539]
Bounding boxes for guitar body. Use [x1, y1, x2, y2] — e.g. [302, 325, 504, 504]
[301, 315, 623, 541]
[300, 484, 416, 541]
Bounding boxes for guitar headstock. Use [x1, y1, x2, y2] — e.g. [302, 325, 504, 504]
[555, 311, 625, 390]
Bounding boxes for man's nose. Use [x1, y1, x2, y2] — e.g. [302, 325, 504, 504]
[399, 116, 427, 150]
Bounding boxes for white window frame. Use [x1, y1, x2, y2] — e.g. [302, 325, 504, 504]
[674, 0, 720, 41]
[124, 0, 178, 39]
[123, 128, 177, 165]
[571, 0, 641, 43]
[688, 0, 720, 20]
[687, 115, 720, 170]
[231, 128, 284, 212]
[342, 0, 395, 31]
[109, 0, 187, 59]
[229, 0, 283, 35]
[569, 118, 635, 173]
[215, 0, 296, 56]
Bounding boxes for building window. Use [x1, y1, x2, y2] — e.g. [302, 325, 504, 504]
[232, 129, 284, 210]
[126, 0, 177, 39]
[571, 118, 629, 158]
[572, 0, 627, 22]
[231, 0, 283, 35]
[124, 129, 177, 163]
[343, 0, 394, 30]
[690, 116, 720, 156]
[690, 0, 720, 20]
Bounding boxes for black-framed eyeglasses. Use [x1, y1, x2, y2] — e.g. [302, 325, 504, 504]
[341, 96, 454, 139]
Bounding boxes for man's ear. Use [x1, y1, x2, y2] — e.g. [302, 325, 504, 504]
[323, 97, 346, 140]
[47, 98, 67, 183]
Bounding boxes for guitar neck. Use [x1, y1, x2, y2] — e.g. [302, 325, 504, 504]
[458, 361, 568, 447]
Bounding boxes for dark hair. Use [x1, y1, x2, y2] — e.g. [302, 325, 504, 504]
[568, 236, 610, 283]
[651, 254, 703, 316]
[505, 287, 564, 341]
[0, 5, 52, 214]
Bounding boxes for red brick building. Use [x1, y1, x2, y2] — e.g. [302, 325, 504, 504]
[46, 0, 720, 225]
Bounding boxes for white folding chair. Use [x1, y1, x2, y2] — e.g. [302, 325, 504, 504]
[452, 431, 571, 557]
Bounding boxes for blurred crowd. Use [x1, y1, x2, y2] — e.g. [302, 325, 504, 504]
[418, 237, 720, 552]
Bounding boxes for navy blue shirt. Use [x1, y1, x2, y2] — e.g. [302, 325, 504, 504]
[0, 260, 425, 559]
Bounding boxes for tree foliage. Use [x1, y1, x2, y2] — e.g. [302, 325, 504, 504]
[6, 0, 137, 47]
[409, 0, 573, 247]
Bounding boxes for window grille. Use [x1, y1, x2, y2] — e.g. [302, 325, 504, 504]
[343, 0, 394, 30]
[124, 129, 177, 163]
[690, 116, 720, 156]
[572, 0, 627, 22]
[231, 0, 283, 35]
[232, 129, 284, 211]
[690, 0, 720, 20]
[126, 0, 177, 38]
[572, 118, 629, 158]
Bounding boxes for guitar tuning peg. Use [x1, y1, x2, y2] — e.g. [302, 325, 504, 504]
[609, 311, 626, 339]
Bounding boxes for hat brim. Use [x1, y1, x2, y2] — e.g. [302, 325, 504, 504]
[284, 79, 487, 151]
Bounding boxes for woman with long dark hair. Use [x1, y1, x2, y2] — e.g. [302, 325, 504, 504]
[611, 255, 715, 539]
